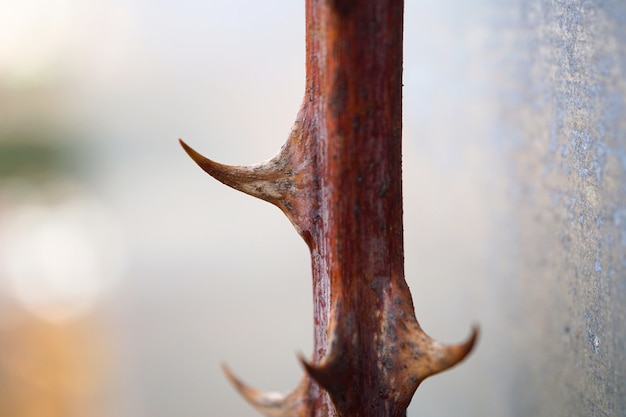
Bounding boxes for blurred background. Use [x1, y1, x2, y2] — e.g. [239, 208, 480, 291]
[0, 1, 624, 416]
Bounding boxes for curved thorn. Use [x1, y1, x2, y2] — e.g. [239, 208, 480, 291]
[221, 363, 308, 417]
[414, 325, 479, 380]
[296, 313, 352, 406]
[297, 353, 329, 389]
[179, 139, 294, 203]
[438, 324, 479, 367]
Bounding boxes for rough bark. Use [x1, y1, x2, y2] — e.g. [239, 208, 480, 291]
[180, 1, 476, 416]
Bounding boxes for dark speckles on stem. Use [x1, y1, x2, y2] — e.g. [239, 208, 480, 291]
[378, 388, 389, 400]
[330, 72, 348, 117]
[327, 0, 354, 17]
[369, 276, 385, 292]
[352, 116, 361, 134]
[385, 325, 398, 344]
[378, 174, 390, 197]
[381, 357, 394, 370]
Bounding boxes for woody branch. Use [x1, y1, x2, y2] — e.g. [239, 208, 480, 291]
[180, 1, 477, 416]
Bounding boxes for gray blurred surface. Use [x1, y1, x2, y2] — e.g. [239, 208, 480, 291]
[492, 1, 626, 415]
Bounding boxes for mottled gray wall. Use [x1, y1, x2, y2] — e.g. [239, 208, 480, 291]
[503, 1, 626, 415]
[476, 1, 625, 415]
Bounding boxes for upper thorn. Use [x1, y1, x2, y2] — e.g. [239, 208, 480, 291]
[179, 139, 295, 204]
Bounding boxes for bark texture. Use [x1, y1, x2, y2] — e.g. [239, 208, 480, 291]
[180, 1, 476, 416]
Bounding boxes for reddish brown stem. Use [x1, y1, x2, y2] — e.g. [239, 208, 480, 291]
[304, 1, 406, 414]
[180, 1, 477, 416]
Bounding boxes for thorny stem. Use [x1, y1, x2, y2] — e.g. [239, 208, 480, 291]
[180, 1, 477, 416]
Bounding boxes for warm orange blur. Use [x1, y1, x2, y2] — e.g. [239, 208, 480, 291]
[0, 305, 110, 417]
